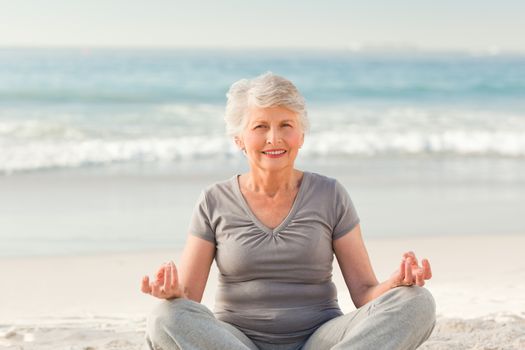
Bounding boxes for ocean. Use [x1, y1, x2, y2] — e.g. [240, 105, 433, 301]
[1, 48, 524, 257]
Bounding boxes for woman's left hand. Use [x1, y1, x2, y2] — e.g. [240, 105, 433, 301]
[389, 251, 432, 288]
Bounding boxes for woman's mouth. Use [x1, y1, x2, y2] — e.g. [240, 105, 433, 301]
[262, 149, 287, 158]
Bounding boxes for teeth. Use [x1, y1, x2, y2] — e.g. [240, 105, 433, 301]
[264, 150, 286, 155]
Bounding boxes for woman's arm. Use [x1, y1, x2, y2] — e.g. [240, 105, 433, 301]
[141, 235, 215, 303]
[333, 224, 379, 308]
[178, 235, 216, 302]
[333, 224, 432, 308]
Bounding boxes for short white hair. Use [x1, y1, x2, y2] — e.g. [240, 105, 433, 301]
[224, 72, 309, 138]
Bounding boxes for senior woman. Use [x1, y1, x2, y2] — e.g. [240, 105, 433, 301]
[141, 72, 436, 350]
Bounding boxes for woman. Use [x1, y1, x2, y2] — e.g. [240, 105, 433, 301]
[141, 72, 435, 350]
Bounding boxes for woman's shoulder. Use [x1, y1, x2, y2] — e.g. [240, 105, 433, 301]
[198, 175, 239, 206]
[303, 171, 352, 199]
[304, 170, 339, 187]
[202, 175, 236, 193]
[299, 171, 342, 200]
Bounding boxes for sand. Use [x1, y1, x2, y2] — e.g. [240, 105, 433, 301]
[1, 234, 524, 349]
[2, 317, 524, 350]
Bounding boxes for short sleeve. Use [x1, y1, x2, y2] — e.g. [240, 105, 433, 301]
[188, 190, 216, 244]
[332, 180, 360, 240]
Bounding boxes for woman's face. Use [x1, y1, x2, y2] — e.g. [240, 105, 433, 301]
[236, 106, 304, 173]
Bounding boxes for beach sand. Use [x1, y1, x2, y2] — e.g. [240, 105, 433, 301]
[1, 234, 524, 349]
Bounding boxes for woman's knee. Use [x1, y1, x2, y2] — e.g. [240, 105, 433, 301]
[146, 298, 212, 342]
[390, 286, 436, 328]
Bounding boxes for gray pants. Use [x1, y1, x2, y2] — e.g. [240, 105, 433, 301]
[146, 286, 436, 350]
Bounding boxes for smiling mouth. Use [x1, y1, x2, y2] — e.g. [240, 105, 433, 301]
[262, 150, 287, 155]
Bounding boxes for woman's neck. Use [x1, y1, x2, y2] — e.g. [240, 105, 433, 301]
[241, 168, 303, 198]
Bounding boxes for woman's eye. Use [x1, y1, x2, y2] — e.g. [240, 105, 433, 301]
[255, 125, 266, 129]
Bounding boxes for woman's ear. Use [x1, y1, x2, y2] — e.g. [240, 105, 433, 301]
[234, 136, 244, 150]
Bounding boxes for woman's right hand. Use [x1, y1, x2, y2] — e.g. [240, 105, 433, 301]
[141, 261, 186, 300]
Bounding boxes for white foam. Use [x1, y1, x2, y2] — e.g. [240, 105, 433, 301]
[0, 136, 236, 173]
[0, 119, 86, 140]
[301, 129, 525, 157]
[2, 105, 525, 173]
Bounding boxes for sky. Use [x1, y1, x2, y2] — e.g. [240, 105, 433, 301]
[1, 0, 525, 53]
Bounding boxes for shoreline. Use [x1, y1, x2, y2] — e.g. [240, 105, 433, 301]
[2, 157, 525, 258]
[1, 233, 523, 322]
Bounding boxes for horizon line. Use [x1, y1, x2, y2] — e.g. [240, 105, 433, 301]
[1, 44, 524, 56]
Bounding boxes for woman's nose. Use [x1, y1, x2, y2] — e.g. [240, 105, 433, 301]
[266, 128, 281, 144]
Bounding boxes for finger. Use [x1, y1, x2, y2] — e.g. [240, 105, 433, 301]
[396, 258, 405, 281]
[406, 251, 419, 266]
[403, 251, 415, 259]
[170, 261, 178, 289]
[416, 269, 425, 286]
[156, 264, 166, 281]
[403, 252, 418, 269]
[404, 258, 413, 284]
[163, 264, 172, 292]
[151, 281, 161, 297]
[422, 258, 432, 279]
[141, 276, 151, 294]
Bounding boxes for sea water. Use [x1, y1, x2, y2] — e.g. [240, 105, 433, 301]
[1, 48, 524, 256]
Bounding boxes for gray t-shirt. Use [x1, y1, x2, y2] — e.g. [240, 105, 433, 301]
[188, 171, 360, 344]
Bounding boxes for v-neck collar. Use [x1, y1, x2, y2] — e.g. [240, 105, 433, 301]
[232, 171, 310, 235]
